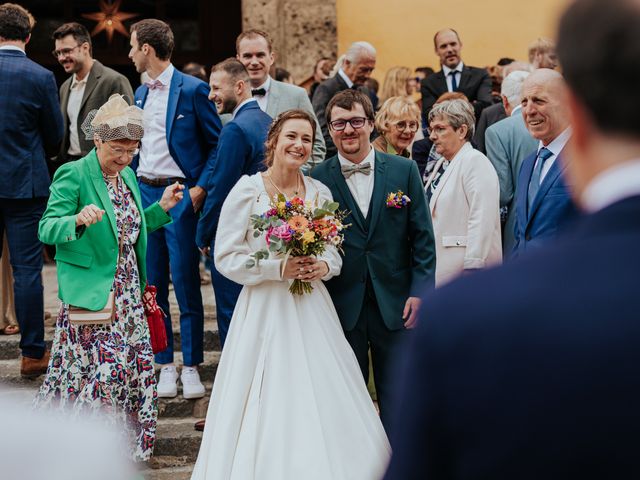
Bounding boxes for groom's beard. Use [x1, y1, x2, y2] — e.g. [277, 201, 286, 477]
[338, 134, 364, 155]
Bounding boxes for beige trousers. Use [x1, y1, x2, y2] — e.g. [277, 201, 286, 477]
[0, 234, 17, 328]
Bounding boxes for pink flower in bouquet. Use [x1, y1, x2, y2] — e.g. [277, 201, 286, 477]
[268, 223, 293, 244]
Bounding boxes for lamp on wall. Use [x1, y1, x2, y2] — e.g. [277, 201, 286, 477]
[82, 0, 139, 43]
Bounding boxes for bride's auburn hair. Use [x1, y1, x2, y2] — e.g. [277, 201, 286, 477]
[263, 109, 317, 168]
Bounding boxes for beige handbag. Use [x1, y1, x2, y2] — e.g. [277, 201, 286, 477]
[68, 290, 115, 325]
[68, 213, 124, 326]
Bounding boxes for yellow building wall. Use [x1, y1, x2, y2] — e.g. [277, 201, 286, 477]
[336, 0, 569, 82]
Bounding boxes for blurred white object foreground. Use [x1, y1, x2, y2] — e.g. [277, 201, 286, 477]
[0, 389, 135, 480]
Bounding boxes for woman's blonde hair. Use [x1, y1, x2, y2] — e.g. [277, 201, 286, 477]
[374, 96, 421, 135]
[263, 109, 317, 168]
[379, 66, 413, 104]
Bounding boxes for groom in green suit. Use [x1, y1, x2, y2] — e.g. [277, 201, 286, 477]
[311, 90, 436, 429]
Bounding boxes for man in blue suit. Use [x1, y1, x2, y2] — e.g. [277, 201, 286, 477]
[485, 70, 537, 253]
[385, 0, 640, 477]
[128, 19, 221, 399]
[0, 4, 63, 377]
[196, 58, 272, 348]
[512, 68, 579, 256]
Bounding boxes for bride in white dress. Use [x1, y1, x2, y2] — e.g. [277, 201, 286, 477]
[191, 110, 390, 480]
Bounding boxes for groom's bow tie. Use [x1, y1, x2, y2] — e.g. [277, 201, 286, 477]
[341, 162, 371, 179]
[145, 79, 165, 90]
[251, 88, 267, 97]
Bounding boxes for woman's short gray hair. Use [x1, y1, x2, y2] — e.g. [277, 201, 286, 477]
[428, 99, 476, 140]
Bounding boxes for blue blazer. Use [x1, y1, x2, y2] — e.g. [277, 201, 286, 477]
[385, 195, 640, 480]
[0, 49, 63, 198]
[512, 150, 579, 255]
[133, 69, 221, 188]
[196, 100, 272, 247]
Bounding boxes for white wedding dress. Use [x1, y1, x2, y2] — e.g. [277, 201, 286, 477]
[191, 173, 390, 480]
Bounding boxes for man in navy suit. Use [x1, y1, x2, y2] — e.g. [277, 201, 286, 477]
[420, 29, 492, 124]
[128, 19, 221, 400]
[385, 0, 640, 477]
[512, 68, 579, 256]
[196, 58, 272, 348]
[0, 4, 63, 377]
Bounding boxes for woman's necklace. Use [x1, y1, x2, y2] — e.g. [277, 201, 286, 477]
[267, 169, 301, 197]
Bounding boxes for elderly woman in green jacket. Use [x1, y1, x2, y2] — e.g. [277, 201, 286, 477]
[35, 95, 183, 461]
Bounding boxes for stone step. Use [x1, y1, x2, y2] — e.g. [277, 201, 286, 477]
[0, 319, 221, 361]
[141, 465, 193, 480]
[151, 417, 203, 464]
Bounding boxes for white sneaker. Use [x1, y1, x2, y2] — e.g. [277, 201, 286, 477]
[157, 366, 179, 398]
[181, 366, 205, 399]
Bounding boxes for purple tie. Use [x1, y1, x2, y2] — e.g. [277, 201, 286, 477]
[145, 79, 165, 90]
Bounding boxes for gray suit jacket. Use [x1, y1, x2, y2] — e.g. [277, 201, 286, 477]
[485, 109, 537, 253]
[266, 79, 326, 170]
[56, 60, 133, 162]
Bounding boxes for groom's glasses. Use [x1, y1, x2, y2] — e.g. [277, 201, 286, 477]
[329, 117, 367, 131]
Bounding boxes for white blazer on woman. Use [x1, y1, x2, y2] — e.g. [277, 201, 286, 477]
[426, 142, 502, 286]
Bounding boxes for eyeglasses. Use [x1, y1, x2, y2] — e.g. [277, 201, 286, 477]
[329, 117, 367, 131]
[102, 141, 140, 158]
[393, 121, 419, 133]
[51, 45, 82, 58]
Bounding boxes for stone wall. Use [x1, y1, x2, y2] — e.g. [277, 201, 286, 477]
[241, 0, 337, 85]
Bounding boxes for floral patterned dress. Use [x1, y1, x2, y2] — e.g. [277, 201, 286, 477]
[35, 175, 157, 461]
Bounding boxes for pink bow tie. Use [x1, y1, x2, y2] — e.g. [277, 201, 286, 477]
[145, 79, 165, 90]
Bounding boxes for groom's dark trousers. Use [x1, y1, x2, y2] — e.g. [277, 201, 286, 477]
[312, 151, 436, 430]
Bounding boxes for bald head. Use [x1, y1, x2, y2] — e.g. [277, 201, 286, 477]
[521, 69, 569, 145]
[434, 28, 462, 69]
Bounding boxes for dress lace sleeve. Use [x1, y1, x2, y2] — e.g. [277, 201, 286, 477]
[310, 178, 343, 281]
[214, 176, 283, 286]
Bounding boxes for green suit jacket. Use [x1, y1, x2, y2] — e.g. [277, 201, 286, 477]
[39, 150, 171, 311]
[311, 151, 436, 331]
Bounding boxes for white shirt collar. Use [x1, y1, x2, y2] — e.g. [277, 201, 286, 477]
[338, 145, 375, 167]
[256, 76, 271, 92]
[232, 97, 257, 119]
[152, 63, 175, 87]
[538, 127, 572, 156]
[0, 45, 25, 53]
[443, 61, 464, 76]
[510, 104, 523, 116]
[338, 68, 354, 88]
[71, 72, 89, 89]
[581, 159, 640, 213]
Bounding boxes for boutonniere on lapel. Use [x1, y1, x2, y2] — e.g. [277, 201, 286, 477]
[386, 191, 411, 208]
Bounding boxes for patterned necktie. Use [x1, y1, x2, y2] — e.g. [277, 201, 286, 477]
[144, 79, 165, 90]
[527, 147, 554, 211]
[341, 162, 372, 179]
[449, 70, 458, 91]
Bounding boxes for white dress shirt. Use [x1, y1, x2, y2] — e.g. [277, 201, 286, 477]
[443, 62, 464, 92]
[338, 147, 375, 218]
[66, 73, 88, 155]
[253, 76, 271, 112]
[0, 45, 24, 53]
[581, 159, 640, 213]
[510, 104, 523, 117]
[535, 127, 572, 184]
[338, 69, 354, 89]
[137, 64, 184, 179]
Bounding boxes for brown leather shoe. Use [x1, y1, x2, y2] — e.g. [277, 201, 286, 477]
[194, 419, 206, 432]
[20, 350, 50, 378]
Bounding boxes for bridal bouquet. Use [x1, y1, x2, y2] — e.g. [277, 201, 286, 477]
[246, 194, 347, 295]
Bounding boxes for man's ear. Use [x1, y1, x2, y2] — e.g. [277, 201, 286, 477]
[25, 33, 31, 45]
[235, 79, 245, 96]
